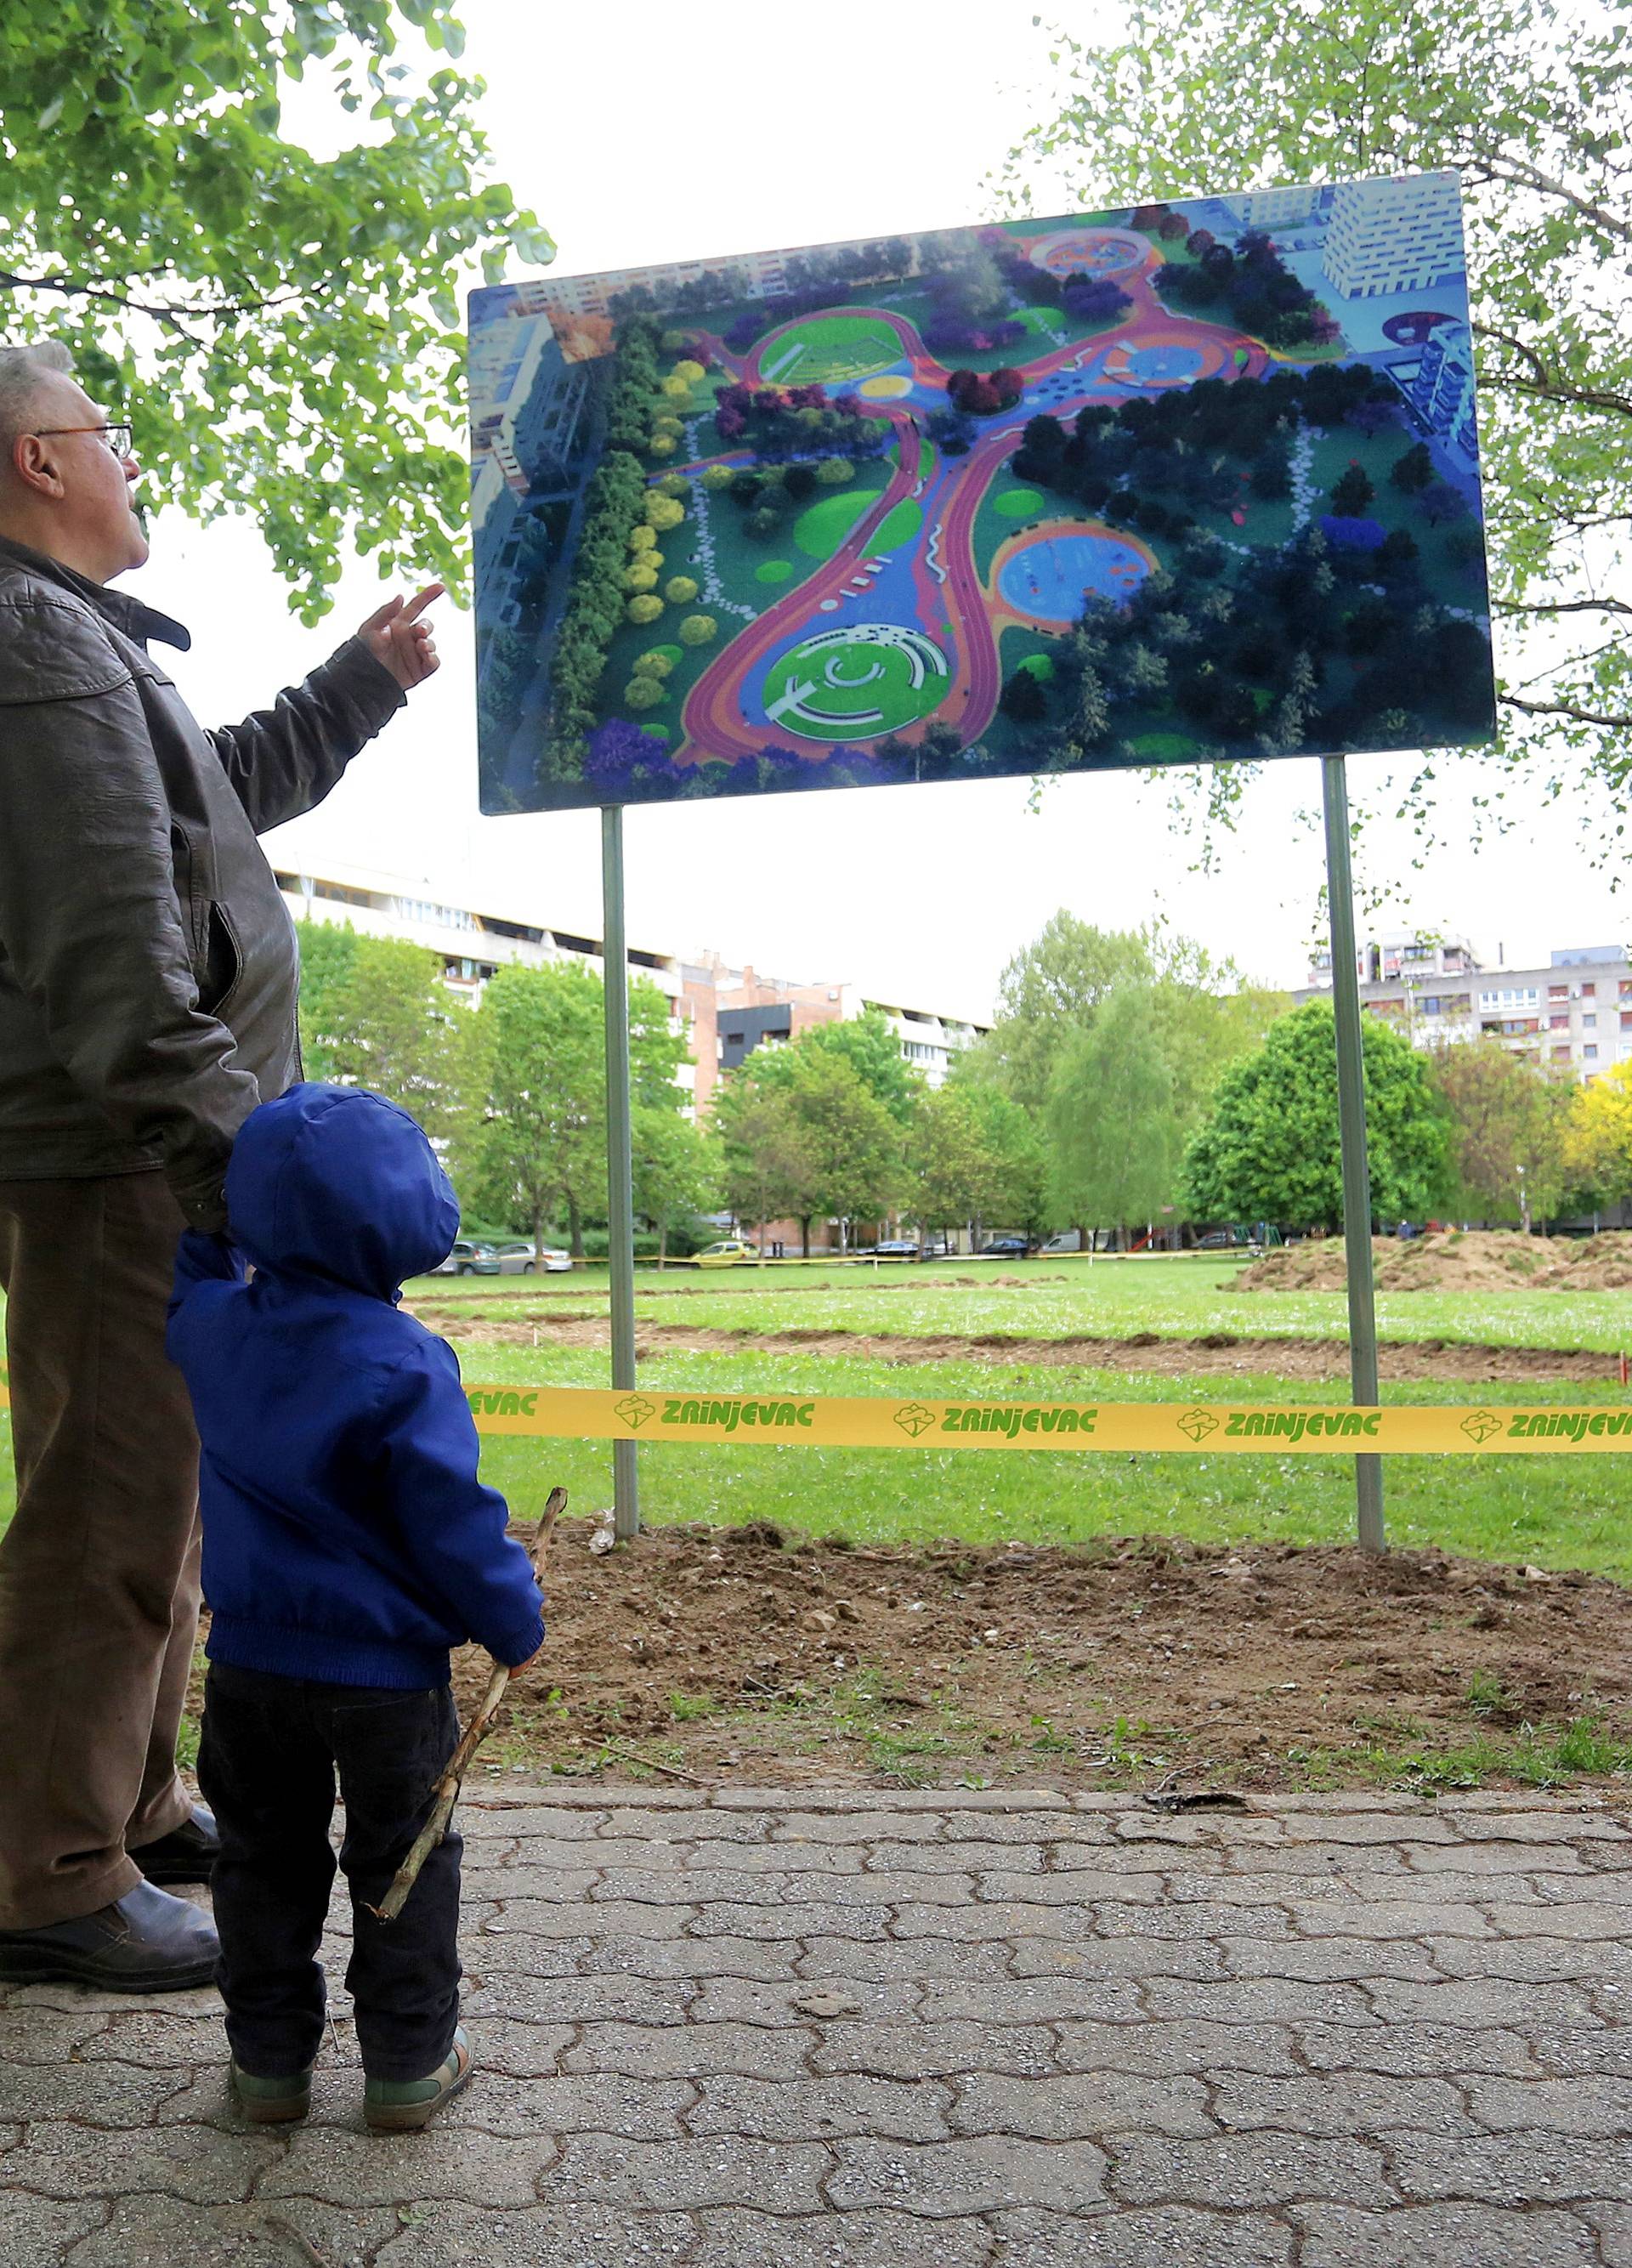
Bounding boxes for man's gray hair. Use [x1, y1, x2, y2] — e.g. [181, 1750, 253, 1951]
[0, 340, 75, 463]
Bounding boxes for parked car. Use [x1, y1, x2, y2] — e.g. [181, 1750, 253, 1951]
[490, 1239, 573, 1275]
[695, 1239, 762, 1268]
[980, 1235, 1032, 1258]
[1040, 1229, 1083, 1254]
[430, 1239, 498, 1277]
[1193, 1228, 1261, 1252]
[870, 1239, 921, 1260]
[918, 1236, 951, 1259]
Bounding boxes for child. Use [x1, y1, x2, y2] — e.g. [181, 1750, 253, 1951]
[167, 1083, 545, 2133]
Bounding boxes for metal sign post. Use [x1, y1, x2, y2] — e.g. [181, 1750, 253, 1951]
[601, 803, 640, 1540]
[1320, 752, 1386, 1554]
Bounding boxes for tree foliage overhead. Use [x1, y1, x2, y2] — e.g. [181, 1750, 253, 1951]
[1009, 0, 1632, 819]
[0, 0, 553, 612]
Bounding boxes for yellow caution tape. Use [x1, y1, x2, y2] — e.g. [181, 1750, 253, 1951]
[4, 1375, 1624, 1454]
[461, 1384, 1632, 1455]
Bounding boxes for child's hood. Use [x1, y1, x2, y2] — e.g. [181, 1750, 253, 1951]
[224, 1083, 458, 1300]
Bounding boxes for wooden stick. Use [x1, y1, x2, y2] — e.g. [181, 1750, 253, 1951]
[598, 1741, 706, 1785]
[367, 1488, 564, 1921]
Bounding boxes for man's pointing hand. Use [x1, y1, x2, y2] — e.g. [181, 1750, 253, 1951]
[358, 584, 444, 690]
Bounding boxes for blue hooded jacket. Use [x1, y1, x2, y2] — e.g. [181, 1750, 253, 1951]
[167, 1082, 546, 1688]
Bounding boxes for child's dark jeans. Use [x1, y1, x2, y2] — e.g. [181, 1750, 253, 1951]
[196, 1661, 462, 2082]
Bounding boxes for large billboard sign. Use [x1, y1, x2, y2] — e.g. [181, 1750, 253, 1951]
[469, 174, 1493, 814]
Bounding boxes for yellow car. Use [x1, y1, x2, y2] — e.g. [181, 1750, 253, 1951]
[694, 1239, 762, 1268]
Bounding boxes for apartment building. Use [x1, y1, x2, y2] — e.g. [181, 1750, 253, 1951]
[1406, 321, 1478, 462]
[468, 309, 601, 641]
[680, 954, 988, 1107]
[520, 243, 793, 325]
[1298, 932, 1632, 1078]
[1321, 172, 1465, 300]
[1216, 186, 1322, 230]
[274, 866, 989, 1109]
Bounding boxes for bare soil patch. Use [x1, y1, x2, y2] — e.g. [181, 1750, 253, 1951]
[428, 1519, 1632, 1795]
[410, 1303, 1620, 1383]
[185, 1527, 1632, 1797]
[1240, 1228, 1632, 1295]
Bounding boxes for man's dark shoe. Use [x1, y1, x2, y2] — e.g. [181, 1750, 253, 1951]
[0, 1880, 219, 1992]
[132, 1803, 220, 1885]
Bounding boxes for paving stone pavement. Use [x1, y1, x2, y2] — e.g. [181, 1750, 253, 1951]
[2, 1787, 1630, 2267]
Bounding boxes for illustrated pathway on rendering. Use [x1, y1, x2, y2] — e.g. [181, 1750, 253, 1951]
[3, 1786, 1630, 2266]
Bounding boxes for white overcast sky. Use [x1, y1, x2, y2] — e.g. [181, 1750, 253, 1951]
[144, 0, 1625, 1018]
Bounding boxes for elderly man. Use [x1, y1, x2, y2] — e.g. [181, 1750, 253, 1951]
[0, 341, 441, 1989]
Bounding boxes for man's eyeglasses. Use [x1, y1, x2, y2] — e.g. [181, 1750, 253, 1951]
[30, 422, 135, 460]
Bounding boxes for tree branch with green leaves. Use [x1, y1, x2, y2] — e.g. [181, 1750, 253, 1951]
[0, 0, 554, 616]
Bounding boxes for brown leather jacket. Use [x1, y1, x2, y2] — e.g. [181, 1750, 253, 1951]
[0, 535, 405, 1229]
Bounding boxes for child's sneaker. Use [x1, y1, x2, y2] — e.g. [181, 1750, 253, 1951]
[363, 2027, 472, 2133]
[230, 2061, 313, 2124]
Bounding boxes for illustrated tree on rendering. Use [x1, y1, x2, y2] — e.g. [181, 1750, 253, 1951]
[1391, 443, 1436, 495]
[1330, 464, 1375, 516]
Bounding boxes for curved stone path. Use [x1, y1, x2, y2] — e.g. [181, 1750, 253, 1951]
[3, 1786, 1630, 2265]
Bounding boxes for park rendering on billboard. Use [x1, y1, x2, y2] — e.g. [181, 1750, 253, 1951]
[468, 174, 1495, 814]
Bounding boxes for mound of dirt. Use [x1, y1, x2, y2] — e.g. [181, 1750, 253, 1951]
[1238, 1229, 1632, 1295]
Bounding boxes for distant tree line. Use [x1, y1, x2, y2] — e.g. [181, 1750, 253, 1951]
[722, 239, 919, 349]
[1183, 997, 1632, 1236]
[300, 910, 1632, 1260]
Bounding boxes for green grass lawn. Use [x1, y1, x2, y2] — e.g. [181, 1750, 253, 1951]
[412, 1252, 1632, 1356]
[792, 482, 889, 559]
[388, 1258, 1632, 1579]
[761, 311, 903, 386]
